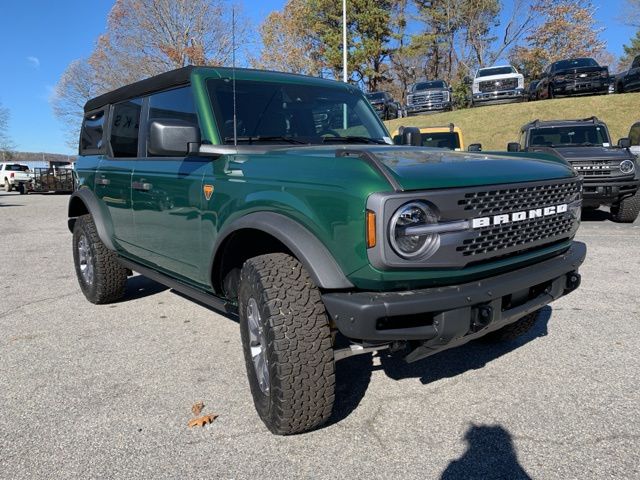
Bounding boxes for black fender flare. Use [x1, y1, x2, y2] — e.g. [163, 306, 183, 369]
[67, 188, 117, 251]
[211, 212, 354, 290]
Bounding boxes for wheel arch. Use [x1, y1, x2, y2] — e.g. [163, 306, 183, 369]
[210, 212, 354, 297]
[67, 188, 117, 251]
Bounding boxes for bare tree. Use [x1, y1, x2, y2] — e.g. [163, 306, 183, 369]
[53, 0, 248, 147]
[0, 102, 16, 158]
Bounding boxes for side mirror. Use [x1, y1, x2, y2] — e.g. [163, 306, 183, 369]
[468, 143, 482, 152]
[463, 76, 472, 86]
[507, 142, 521, 152]
[398, 126, 422, 146]
[618, 137, 631, 148]
[148, 119, 200, 156]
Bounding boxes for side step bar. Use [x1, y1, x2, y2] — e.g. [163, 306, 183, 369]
[117, 257, 238, 318]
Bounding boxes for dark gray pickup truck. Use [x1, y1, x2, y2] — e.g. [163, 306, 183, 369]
[615, 55, 640, 93]
[507, 117, 640, 222]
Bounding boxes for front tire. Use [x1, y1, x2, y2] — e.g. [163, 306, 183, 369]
[238, 253, 335, 435]
[72, 214, 127, 304]
[611, 193, 640, 223]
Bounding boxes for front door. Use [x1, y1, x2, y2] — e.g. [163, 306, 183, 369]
[131, 86, 210, 286]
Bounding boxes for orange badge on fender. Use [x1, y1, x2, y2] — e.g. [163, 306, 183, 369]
[203, 184, 214, 201]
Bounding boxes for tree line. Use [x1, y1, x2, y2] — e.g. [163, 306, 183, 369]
[43, 0, 640, 151]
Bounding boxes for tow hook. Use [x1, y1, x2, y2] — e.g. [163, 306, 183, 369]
[471, 305, 493, 332]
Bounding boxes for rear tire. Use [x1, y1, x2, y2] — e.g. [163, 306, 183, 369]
[72, 214, 127, 304]
[611, 193, 640, 223]
[238, 253, 335, 435]
[481, 310, 541, 342]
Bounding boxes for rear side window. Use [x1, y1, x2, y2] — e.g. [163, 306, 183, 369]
[80, 109, 106, 154]
[110, 99, 142, 158]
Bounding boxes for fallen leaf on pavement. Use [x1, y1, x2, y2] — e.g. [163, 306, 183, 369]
[191, 401, 205, 416]
[188, 414, 218, 428]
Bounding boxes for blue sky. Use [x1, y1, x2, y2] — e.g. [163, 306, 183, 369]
[0, 0, 635, 155]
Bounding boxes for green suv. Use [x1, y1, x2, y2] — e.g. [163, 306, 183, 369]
[69, 66, 586, 435]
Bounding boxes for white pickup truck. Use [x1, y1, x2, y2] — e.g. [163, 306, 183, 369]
[471, 65, 524, 107]
[1, 163, 33, 194]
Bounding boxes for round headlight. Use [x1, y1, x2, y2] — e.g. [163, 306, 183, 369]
[389, 202, 440, 259]
[620, 160, 635, 174]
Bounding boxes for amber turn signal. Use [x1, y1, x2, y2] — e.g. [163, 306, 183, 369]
[366, 210, 376, 248]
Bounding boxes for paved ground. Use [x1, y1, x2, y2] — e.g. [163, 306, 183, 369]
[1, 191, 638, 480]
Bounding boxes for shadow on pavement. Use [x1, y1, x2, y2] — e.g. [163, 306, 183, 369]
[379, 306, 551, 385]
[440, 424, 532, 480]
[120, 274, 169, 301]
[326, 307, 551, 429]
[580, 208, 611, 222]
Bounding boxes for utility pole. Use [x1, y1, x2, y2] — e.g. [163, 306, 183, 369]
[342, 0, 347, 83]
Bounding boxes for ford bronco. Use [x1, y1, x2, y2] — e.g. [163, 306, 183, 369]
[69, 66, 586, 435]
[507, 117, 640, 222]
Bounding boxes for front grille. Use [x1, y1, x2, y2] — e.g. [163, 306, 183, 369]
[457, 216, 575, 257]
[458, 180, 581, 215]
[564, 71, 602, 81]
[412, 92, 445, 104]
[479, 78, 517, 92]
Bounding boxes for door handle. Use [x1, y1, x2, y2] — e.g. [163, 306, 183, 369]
[132, 181, 153, 191]
[96, 177, 110, 186]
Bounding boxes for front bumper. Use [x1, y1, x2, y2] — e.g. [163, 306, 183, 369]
[323, 242, 586, 359]
[472, 88, 524, 104]
[581, 177, 640, 203]
[407, 101, 452, 114]
[553, 80, 608, 95]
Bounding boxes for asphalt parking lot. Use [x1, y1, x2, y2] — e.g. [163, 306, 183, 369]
[1, 191, 638, 480]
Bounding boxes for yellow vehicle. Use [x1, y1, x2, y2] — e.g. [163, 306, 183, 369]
[392, 123, 465, 151]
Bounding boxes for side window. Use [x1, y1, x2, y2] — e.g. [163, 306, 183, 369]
[80, 109, 106, 154]
[633, 57, 640, 69]
[629, 123, 640, 146]
[110, 98, 142, 158]
[147, 87, 197, 156]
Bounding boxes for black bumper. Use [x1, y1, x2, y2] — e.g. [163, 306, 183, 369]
[322, 242, 586, 359]
[582, 178, 640, 203]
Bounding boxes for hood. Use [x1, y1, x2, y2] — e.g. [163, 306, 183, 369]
[281, 146, 576, 191]
[549, 145, 633, 162]
[474, 72, 522, 83]
[554, 65, 607, 75]
[413, 87, 448, 93]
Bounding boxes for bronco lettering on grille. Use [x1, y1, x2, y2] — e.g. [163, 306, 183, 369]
[471, 204, 568, 229]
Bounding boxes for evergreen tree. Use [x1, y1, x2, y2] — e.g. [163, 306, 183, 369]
[620, 29, 640, 69]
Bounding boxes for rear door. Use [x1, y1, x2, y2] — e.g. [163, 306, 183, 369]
[95, 98, 142, 251]
[131, 86, 209, 286]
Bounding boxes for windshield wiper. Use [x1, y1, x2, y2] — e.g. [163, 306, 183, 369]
[224, 136, 309, 145]
[321, 136, 387, 145]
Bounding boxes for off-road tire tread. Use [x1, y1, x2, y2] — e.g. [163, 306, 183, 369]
[73, 214, 127, 304]
[482, 311, 539, 342]
[611, 193, 640, 223]
[239, 253, 335, 435]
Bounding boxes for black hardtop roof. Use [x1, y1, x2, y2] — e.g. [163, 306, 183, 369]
[521, 117, 605, 132]
[83, 65, 341, 113]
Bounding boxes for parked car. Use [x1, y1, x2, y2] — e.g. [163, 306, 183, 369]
[507, 117, 639, 222]
[526, 81, 539, 101]
[1, 162, 32, 194]
[391, 123, 464, 150]
[629, 121, 640, 158]
[405, 80, 452, 115]
[471, 65, 524, 106]
[537, 58, 610, 99]
[615, 55, 640, 93]
[69, 65, 586, 435]
[364, 91, 399, 120]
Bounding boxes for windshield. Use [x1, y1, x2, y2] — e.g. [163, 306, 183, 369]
[476, 66, 515, 78]
[207, 79, 389, 145]
[365, 92, 385, 101]
[413, 81, 446, 91]
[5, 164, 29, 172]
[553, 58, 598, 70]
[392, 132, 460, 150]
[529, 125, 610, 147]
